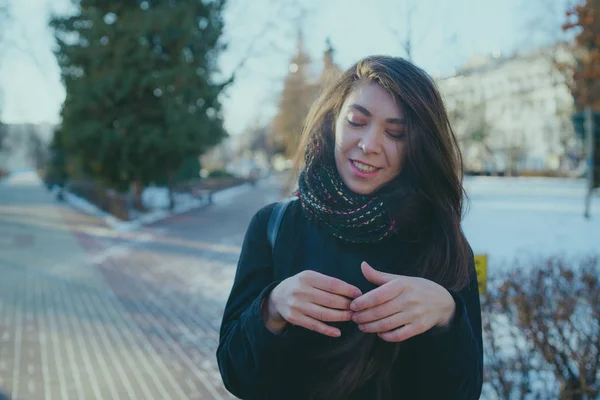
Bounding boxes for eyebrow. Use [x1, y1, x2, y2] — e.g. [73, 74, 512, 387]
[350, 104, 406, 124]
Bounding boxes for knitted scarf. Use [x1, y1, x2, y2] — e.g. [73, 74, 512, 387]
[298, 165, 397, 243]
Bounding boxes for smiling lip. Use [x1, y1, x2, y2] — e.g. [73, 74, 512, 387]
[351, 159, 379, 169]
[349, 159, 382, 178]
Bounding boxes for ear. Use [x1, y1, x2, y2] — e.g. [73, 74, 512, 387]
[361, 261, 396, 286]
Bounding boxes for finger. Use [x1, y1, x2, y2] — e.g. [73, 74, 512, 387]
[288, 314, 342, 338]
[351, 281, 402, 312]
[357, 311, 411, 334]
[304, 271, 362, 298]
[352, 297, 404, 324]
[360, 261, 397, 286]
[309, 288, 353, 310]
[303, 303, 354, 323]
[378, 324, 421, 343]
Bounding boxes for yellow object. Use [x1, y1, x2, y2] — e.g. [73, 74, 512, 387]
[474, 254, 488, 295]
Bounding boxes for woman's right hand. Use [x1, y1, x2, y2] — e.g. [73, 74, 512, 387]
[263, 270, 363, 337]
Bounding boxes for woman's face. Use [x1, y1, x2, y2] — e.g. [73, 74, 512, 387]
[334, 80, 407, 195]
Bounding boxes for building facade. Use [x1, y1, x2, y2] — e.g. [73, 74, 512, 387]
[436, 45, 577, 173]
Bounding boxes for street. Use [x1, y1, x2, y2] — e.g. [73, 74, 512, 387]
[1, 172, 599, 400]
[0, 172, 285, 400]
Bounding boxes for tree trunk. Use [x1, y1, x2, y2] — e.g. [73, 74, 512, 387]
[559, 376, 583, 400]
[132, 180, 145, 211]
[167, 172, 175, 210]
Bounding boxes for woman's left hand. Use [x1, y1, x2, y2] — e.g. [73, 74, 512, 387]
[350, 261, 456, 343]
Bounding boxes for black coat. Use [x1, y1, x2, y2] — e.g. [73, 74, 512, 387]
[217, 201, 483, 399]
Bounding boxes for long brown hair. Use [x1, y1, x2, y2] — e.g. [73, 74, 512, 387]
[288, 55, 473, 399]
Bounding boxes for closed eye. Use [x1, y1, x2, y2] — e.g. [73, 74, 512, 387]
[347, 119, 365, 127]
[387, 131, 405, 140]
[347, 117, 405, 139]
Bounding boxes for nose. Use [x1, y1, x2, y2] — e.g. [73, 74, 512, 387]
[360, 126, 382, 154]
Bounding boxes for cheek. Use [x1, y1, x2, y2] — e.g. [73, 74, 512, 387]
[333, 123, 346, 165]
[397, 144, 407, 168]
[387, 142, 406, 171]
[334, 124, 351, 153]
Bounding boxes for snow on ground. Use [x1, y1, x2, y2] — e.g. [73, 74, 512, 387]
[0, 169, 39, 186]
[62, 183, 252, 232]
[0, 169, 253, 232]
[463, 176, 600, 272]
[3, 170, 597, 263]
[463, 177, 599, 399]
[210, 183, 255, 207]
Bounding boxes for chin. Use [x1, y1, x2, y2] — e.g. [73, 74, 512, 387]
[346, 181, 377, 195]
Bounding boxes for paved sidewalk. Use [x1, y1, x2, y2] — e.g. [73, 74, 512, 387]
[0, 172, 240, 399]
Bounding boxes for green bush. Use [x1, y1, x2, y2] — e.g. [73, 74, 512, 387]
[69, 180, 130, 220]
[208, 169, 234, 179]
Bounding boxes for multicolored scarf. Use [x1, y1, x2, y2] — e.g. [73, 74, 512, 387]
[298, 165, 397, 243]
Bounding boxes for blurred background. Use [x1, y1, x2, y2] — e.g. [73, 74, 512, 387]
[0, 0, 599, 399]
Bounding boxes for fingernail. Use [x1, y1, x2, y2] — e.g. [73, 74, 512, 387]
[333, 331, 341, 337]
[350, 303, 357, 311]
[351, 314, 358, 322]
[354, 290, 362, 297]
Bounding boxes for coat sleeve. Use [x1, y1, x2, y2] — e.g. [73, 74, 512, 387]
[216, 204, 295, 399]
[411, 249, 484, 399]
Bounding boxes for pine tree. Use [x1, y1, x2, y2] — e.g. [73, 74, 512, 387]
[45, 128, 69, 190]
[271, 37, 342, 159]
[50, 0, 228, 205]
[320, 38, 341, 87]
[271, 31, 317, 158]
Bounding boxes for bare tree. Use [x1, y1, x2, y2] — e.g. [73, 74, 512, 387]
[0, 0, 9, 42]
[0, 0, 11, 154]
[0, 122, 6, 152]
[384, 0, 461, 68]
[521, 0, 575, 43]
[27, 129, 49, 170]
[520, 0, 580, 164]
[452, 102, 497, 173]
[220, 0, 316, 85]
[386, 0, 428, 63]
[388, 0, 418, 62]
[483, 255, 600, 399]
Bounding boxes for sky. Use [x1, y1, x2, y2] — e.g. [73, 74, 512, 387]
[0, 0, 574, 136]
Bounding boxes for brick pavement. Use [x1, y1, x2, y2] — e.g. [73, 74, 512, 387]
[0, 174, 284, 399]
[0, 238, 213, 400]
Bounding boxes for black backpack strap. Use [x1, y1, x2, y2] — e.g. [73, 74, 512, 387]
[267, 196, 297, 256]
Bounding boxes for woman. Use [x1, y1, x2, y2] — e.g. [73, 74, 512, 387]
[217, 55, 483, 400]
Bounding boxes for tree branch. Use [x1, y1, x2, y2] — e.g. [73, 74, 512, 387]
[223, 0, 308, 84]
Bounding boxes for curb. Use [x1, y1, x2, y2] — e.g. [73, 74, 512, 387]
[59, 183, 253, 233]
